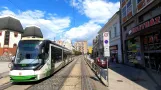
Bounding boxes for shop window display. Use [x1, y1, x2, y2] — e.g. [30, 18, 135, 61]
[144, 31, 161, 71]
[144, 31, 161, 51]
[127, 37, 141, 64]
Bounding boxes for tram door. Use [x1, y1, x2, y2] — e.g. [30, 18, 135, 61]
[50, 45, 55, 73]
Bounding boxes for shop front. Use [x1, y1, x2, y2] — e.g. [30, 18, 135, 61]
[110, 45, 118, 63]
[143, 31, 161, 71]
[126, 37, 141, 65]
[126, 15, 161, 71]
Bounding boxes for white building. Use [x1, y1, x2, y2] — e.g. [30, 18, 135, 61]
[63, 39, 73, 51]
[56, 39, 73, 51]
[0, 16, 23, 56]
[98, 11, 122, 63]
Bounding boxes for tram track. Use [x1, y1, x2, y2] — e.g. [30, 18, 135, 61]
[81, 56, 94, 90]
[0, 56, 79, 90]
[60, 56, 82, 90]
[27, 56, 79, 90]
[0, 72, 9, 79]
[0, 82, 12, 90]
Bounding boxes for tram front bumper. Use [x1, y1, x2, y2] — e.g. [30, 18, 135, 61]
[10, 75, 37, 82]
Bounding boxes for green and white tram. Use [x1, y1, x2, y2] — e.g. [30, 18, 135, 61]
[9, 38, 73, 82]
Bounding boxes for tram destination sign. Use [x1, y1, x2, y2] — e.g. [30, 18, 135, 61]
[129, 15, 161, 35]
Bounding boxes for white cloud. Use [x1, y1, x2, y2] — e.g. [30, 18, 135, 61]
[67, 0, 120, 45]
[0, 0, 120, 45]
[71, 0, 120, 24]
[65, 21, 101, 45]
[0, 8, 71, 40]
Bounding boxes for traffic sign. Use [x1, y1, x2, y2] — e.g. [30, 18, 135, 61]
[104, 40, 108, 44]
[103, 32, 110, 57]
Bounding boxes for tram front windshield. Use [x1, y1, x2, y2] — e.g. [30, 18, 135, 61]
[14, 40, 42, 64]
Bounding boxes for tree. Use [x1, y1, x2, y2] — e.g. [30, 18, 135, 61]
[72, 49, 82, 56]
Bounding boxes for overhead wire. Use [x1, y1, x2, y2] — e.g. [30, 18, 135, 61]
[7, 0, 55, 38]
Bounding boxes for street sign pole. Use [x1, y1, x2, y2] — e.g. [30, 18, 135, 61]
[103, 32, 110, 86]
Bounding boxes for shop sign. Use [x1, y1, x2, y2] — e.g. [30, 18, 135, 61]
[129, 15, 161, 35]
[110, 45, 118, 50]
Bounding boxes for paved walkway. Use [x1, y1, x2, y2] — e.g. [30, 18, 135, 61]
[61, 56, 108, 90]
[109, 63, 160, 90]
[61, 59, 81, 90]
[0, 62, 10, 74]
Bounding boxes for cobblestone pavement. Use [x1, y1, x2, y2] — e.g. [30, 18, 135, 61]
[0, 62, 10, 74]
[0, 53, 12, 62]
[60, 57, 81, 90]
[61, 55, 108, 90]
[1, 56, 109, 90]
[27, 57, 79, 90]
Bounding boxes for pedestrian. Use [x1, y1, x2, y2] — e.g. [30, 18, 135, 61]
[11, 56, 15, 62]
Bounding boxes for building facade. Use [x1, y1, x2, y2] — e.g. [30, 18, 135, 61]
[121, 0, 161, 85]
[56, 40, 64, 46]
[92, 36, 99, 58]
[74, 41, 88, 54]
[0, 16, 23, 56]
[56, 39, 73, 51]
[98, 11, 122, 63]
[88, 46, 93, 54]
[63, 39, 73, 51]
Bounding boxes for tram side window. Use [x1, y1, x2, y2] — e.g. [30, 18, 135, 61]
[43, 42, 49, 61]
[51, 46, 62, 63]
[63, 51, 68, 61]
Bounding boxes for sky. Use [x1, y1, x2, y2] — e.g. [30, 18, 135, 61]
[0, 0, 120, 45]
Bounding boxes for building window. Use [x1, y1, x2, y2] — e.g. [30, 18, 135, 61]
[122, 6, 127, 18]
[124, 26, 127, 31]
[114, 26, 117, 37]
[137, 0, 142, 4]
[13, 43, 17, 47]
[144, 31, 161, 70]
[127, 0, 132, 14]
[127, 0, 131, 7]
[121, 0, 125, 3]
[4, 31, 10, 45]
[116, 26, 120, 37]
[109, 31, 111, 39]
[139, 15, 144, 23]
[14, 32, 18, 37]
[0, 31, 2, 36]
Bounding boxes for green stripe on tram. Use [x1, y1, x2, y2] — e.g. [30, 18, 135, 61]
[10, 75, 37, 80]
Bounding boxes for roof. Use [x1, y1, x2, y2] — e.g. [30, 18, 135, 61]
[45, 39, 72, 52]
[0, 16, 23, 33]
[21, 37, 44, 40]
[22, 26, 43, 38]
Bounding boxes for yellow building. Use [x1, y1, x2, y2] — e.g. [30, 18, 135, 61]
[88, 46, 92, 54]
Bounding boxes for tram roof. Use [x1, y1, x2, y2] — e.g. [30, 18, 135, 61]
[22, 26, 43, 38]
[19, 39, 72, 52]
[47, 40, 72, 52]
